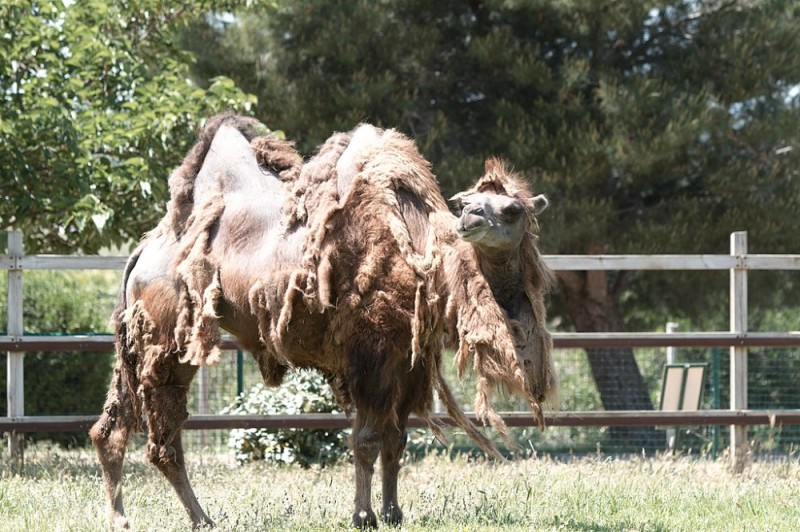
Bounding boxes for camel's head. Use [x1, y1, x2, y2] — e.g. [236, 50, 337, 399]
[446, 157, 557, 434]
[449, 158, 548, 253]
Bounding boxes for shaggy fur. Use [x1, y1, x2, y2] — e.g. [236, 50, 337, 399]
[446, 158, 558, 433]
[89, 115, 555, 530]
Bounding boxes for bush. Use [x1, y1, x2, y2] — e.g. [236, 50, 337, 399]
[0, 270, 119, 447]
[222, 370, 350, 467]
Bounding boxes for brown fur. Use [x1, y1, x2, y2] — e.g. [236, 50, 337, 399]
[90, 116, 555, 529]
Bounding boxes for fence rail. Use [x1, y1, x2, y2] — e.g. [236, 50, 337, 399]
[6, 230, 800, 469]
[4, 331, 800, 352]
[4, 410, 800, 433]
[7, 253, 800, 271]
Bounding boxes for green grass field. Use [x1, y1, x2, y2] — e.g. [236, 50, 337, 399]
[2, 444, 800, 531]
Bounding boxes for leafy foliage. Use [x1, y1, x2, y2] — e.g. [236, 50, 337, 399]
[0, 0, 260, 253]
[222, 370, 350, 467]
[0, 270, 119, 446]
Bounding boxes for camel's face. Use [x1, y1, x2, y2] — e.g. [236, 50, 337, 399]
[449, 192, 547, 251]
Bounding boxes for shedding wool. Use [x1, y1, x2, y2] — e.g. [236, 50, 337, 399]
[91, 114, 557, 529]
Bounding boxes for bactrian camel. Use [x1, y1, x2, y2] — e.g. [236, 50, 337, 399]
[90, 113, 557, 529]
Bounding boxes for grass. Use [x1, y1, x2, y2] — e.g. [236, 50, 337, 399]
[2, 444, 800, 531]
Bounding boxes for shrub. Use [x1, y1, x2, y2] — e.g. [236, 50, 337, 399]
[0, 270, 118, 447]
[222, 370, 350, 467]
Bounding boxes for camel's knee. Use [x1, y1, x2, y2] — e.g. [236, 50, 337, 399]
[142, 384, 190, 469]
[380, 428, 407, 461]
[143, 384, 189, 431]
[90, 418, 130, 462]
[353, 428, 381, 466]
[90, 407, 118, 446]
[389, 430, 408, 454]
[92, 361, 139, 438]
[90, 391, 134, 467]
[147, 439, 179, 470]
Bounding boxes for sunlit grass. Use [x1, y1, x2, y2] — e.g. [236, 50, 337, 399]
[2, 443, 800, 531]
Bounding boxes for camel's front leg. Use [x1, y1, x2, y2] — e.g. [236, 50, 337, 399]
[143, 379, 214, 528]
[150, 429, 212, 528]
[352, 412, 381, 528]
[380, 426, 407, 526]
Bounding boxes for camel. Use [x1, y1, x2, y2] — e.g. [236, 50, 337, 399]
[89, 113, 557, 529]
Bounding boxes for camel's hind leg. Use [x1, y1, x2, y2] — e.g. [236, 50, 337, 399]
[352, 409, 381, 529]
[90, 366, 136, 529]
[142, 363, 214, 528]
[380, 361, 429, 527]
[380, 426, 407, 526]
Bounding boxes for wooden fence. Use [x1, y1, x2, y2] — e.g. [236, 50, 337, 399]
[4, 230, 800, 471]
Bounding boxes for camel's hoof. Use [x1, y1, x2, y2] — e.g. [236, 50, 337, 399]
[353, 509, 378, 529]
[382, 504, 403, 527]
[111, 514, 130, 530]
[191, 520, 215, 530]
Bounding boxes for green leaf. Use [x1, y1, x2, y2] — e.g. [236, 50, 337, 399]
[1, 1, 256, 254]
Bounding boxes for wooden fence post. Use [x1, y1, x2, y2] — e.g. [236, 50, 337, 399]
[665, 321, 679, 452]
[730, 231, 749, 472]
[6, 230, 24, 470]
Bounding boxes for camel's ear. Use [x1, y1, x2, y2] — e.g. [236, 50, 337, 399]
[448, 192, 466, 214]
[484, 157, 504, 174]
[529, 194, 549, 215]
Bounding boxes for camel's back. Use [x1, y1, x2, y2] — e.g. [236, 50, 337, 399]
[199, 124, 304, 306]
[193, 124, 283, 203]
[167, 118, 453, 372]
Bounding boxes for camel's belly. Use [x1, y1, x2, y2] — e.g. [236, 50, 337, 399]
[216, 263, 330, 369]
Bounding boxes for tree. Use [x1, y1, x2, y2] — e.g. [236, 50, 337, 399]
[184, 0, 800, 442]
[0, 0, 260, 253]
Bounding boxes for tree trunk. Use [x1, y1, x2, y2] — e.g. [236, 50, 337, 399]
[558, 268, 660, 449]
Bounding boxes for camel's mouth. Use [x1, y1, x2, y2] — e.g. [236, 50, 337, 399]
[456, 217, 489, 241]
[456, 225, 488, 242]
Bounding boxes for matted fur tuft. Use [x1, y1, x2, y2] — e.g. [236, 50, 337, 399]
[251, 135, 303, 182]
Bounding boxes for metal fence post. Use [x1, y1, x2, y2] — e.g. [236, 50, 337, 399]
[730, 231, 749, 472]
[6, 230, 24, 469]
[236, 350, 244, 397]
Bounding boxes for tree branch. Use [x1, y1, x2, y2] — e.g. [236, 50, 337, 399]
[132, 6, 190, 48]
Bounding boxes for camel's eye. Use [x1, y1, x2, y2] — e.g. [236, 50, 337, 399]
[500, 203, 524, 221]
[462, 203, 484, 216]
[447, 196, 464, 216]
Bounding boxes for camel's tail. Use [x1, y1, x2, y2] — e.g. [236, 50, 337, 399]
[429, 360, 505, 461]
[114, 247, 150, 434]
[113, 311, 145, 434]
[91, 253, 146, 441]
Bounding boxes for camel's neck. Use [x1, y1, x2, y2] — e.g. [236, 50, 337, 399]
[475, 248, 525, 317]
